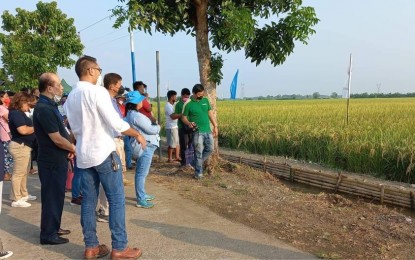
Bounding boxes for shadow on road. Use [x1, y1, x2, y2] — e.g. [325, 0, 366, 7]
[131, 219, 313, 259]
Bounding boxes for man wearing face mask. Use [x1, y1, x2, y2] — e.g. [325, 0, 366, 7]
[33, 73, 76, 245]
[181, 84, 218, 179]
[103, 73, 130, 183]
[172, 88, 193, 169]
[92, 73, 129, 223]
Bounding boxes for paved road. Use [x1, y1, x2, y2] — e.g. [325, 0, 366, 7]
[0, 172, 315, 259]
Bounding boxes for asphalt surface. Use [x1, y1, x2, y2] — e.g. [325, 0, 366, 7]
[0, 171, 315, 259]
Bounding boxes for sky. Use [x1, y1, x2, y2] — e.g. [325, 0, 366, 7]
[1, 0, 414, 98]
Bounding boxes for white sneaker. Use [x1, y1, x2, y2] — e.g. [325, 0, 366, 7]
[0, 251, 13, 259]
[11, 200, 31, 208]
[21, 195, 37, 201]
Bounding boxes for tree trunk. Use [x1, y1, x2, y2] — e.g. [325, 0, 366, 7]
[194, 0, 218, 175]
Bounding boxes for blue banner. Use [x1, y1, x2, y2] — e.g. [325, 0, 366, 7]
[230, 69, 239, 100]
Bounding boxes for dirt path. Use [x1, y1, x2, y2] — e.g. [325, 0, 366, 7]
[150, 158, 415, 259]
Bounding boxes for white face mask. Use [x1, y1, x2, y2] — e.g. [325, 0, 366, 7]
[96, 75, 103, 86]
[53, 94, 62, 103]
[52, 89, 62, 103]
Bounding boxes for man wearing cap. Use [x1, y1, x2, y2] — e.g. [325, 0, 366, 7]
[64, 55, 146, 259]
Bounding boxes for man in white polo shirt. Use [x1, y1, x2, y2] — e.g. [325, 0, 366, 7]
[64, 55, 146, 260]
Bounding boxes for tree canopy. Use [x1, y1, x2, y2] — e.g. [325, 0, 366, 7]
[112, 0, 319, 85]
[0, 1, 83, 90]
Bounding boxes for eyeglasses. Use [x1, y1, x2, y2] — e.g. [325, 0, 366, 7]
[90, 67, 102, 74]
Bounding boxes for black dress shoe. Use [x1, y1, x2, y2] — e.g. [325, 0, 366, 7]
[57, 228, 71, 236]
[40, 236, 69, 245]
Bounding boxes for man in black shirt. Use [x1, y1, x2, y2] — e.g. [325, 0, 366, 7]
[33, 73, 76, 245]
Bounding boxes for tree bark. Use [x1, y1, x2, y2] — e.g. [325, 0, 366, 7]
[193, 0, 218, 175]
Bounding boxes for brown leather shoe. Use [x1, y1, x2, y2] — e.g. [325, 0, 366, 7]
[110, 247, 142, 259]
[84, 244, 110, 259]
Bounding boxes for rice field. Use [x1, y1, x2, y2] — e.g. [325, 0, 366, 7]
[218, 98, 415, 183]
[155, 98, 415, 183]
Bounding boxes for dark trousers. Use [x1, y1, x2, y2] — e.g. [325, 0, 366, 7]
[179, 128, 193, 166]
[38, 162, 68, 240]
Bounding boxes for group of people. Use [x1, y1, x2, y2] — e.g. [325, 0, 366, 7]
[164, 84, 218, 179]
[0, 54, 218, 259]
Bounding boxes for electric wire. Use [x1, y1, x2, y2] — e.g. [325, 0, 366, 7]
[84, 25, 129, 44]
[78, 14, 112, 33]
[91, 30, 139, 48]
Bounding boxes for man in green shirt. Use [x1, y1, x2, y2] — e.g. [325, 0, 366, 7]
[173, 88, 194, 168]
[182, 84, 218, 179]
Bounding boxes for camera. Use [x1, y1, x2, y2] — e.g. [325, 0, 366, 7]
[192, 124, 199, 132]
[185, 123, 199, 133]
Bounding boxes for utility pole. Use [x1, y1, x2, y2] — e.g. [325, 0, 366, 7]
[346, 53, 352, 125]
[156, 51, 161, 160]
[376, 83, 381, 98]
[130, 29, 136, 83]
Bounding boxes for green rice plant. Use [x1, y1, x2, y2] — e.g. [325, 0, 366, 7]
[218, 98, 415, 183]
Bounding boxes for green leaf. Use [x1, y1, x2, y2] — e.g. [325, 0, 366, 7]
[0, 1, 84, 90]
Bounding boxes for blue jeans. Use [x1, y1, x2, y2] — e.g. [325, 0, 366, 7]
[79, 152, 127, 250]
[135, 143, 157, 201]
[71, 158, 81, 199]
[192, 132, 214, 176]
[124, 136, 133, 169]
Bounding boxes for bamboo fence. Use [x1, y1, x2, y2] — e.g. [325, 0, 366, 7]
[219, 150, 415, 209]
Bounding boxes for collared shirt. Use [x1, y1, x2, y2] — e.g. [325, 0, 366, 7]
[33, 95, 70, 166]
[64, 81, 130, 169]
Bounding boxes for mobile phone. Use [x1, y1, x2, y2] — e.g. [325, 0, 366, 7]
[110, 152, 120, 172]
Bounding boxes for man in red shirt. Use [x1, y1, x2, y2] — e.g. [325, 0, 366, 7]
[132, 81, 157, 124]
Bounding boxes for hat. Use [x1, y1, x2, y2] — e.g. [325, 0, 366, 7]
[126, 91, 145, 104]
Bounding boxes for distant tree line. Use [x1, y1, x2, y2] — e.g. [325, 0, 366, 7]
[220, 91, 415, 101]
[350, 92, 415, 98]
[238, 92, 335, 100]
